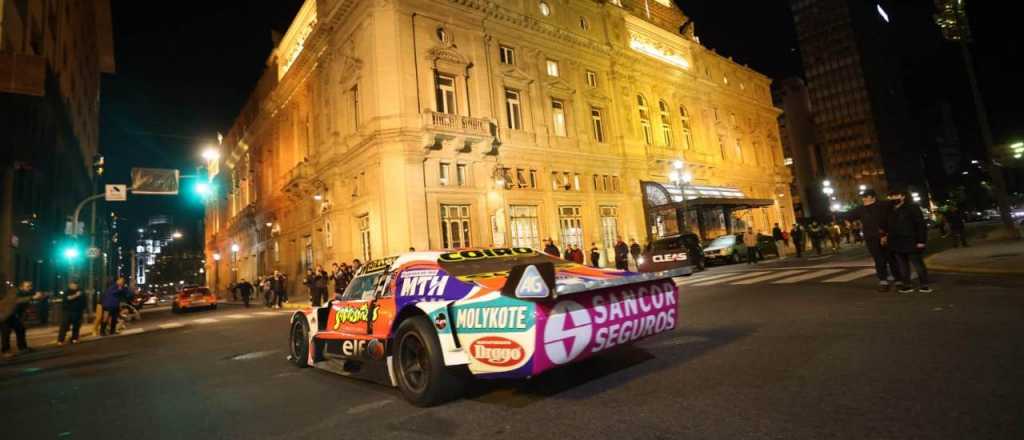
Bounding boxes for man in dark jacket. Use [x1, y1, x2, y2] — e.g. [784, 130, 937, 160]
[57, 280, 86, 345]
[543, 239, 560, 257]
[271, 271, 288, 308]
[614, 237, 629, 270]
[236, 279, 254, 308]
[790, 223, 805, 258]
[847, 189, 896, 292]
[629, 239, 642, 268]
[886, 190, 931, 293]
[946, 206, 967, 247]
[101, 277, 132, 335]
[2, 280, 40, 358]
[333, 263, 353, 299]
[311, 265, 329, 306]
[589, 243, 601, 268]
[772, 223, 787, 259]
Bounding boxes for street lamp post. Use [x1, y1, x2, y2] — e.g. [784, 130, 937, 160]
[935, 0, 1020, 239]
[669, 160, 694, 233]
[212, 252, 221, 291]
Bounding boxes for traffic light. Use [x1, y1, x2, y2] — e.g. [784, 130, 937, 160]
[58, 240, 84, 265]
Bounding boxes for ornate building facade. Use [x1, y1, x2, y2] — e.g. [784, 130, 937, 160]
[204, 0, 793, 292]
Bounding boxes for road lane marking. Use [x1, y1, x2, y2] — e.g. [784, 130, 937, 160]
[771, 269, 844, 284]
[254, 312, 279, 316]
[731, 270, 808, 285]
[193, 318, 219, 324]
[823, 268, 877, 283]
[677, 272, 748, 285]
[159, 323, 184, 329]
[689, 271, 769, 286]
[225, 314, 251, 319]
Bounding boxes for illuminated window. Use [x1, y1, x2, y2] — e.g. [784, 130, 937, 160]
[658, 100, 672, 146]
[679, 105, 693, 150]
[505, 88, 522, 130]
[435, 74, 456, 114]
[546, 59, 560, 77]
[551, 99, 567, 137]
[637, 95, 653, 145]
[439, 162, 450, 186]
[539, 1, 551, 17]
[499, 45, 516, 65]
[440, 204, 471, 249]
[580, 17, 590, 31]
[585, 70, 598, 87]
[591, 107, 605, 143]
[456, 163, 467, 186]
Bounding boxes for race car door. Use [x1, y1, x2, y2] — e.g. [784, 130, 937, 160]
[320, 272, 385, 359]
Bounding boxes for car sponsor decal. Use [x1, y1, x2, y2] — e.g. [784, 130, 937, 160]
[393, 266, 475, 305]
[434, 313, 447, 330]
[469, 336, 526, 367]
[652, 253, 687, 263]
[534, 280, 678, 370]
[452, 297, 535, 334]
[438, 247, 535, 262]
[332, 304, 378, 329]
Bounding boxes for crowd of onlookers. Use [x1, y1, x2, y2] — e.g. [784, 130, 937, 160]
[226, 259, 365, 308]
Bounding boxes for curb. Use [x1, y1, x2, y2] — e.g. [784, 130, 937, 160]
[924, 254, 1024, 276]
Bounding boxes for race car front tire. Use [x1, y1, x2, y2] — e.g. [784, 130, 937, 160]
[394, 316, 466, 407]
[289, 318, 310, 368]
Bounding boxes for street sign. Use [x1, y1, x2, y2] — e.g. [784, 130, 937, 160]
[105, 184, 127, 201]
[87, 247, 101, 259]
[131, 168, 180, 195]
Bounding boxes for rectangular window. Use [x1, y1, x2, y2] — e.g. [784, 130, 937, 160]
[591, 108, 605, 143]
[439, 162, 450, 186]
[559, 206, 584, 251]
[735, 137, 743, 160]
[599, 206, 619, 266]
[440, 204, 472, 249]
[351, 85, 360, 128]
[435, 74, 457, 114]
[551, 99, 567, 137]
[551, 172, 560, 191]
[611, 176, 621, 192]
[358, 215, 371, 261]
[546, 59, 560, 77]
[562, 172, 571, 191]
[325, 220, 333, 248]
[509, 205, 540, 251]
[603, 175, 610, 192]
[593, 174, 601, 192]
[585, 70, 598, 87]
[499, 45, 516, 65]
[529, 169, 537, 189]
[505, 88, 522, 130]
[456, 163, 467, 186]
[573, 174, 581, 191]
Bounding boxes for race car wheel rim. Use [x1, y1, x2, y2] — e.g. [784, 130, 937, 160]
[399, 332, 429, 393]
[291, 321, 306, 360]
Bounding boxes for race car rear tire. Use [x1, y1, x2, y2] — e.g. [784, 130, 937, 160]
[289, 319, 310, 368]
[394, 316, 465, 407]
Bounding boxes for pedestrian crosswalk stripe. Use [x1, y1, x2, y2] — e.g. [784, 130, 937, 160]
[225, 314, 251, 319]
[689, 271, 770, 286]
[731, 270, 808, 285]
[121, 328, 144, 335]
[159, 323, 184, 329]
[254, 312, 279, 316]
[678, 272, 748, 285]
[822, 268, 877, 283]
[194, 318, 219, 324]
[770, 269, 844, 284]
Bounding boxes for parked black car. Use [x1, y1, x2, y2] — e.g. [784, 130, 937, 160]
[636, 233, 704, 273]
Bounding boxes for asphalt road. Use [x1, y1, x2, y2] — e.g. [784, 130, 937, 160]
[2, 248, 1022, 439]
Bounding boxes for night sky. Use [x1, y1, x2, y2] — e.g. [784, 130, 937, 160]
[99, 0, 1021, 251]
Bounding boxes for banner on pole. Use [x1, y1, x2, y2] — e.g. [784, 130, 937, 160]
[131, 168, 179, 195]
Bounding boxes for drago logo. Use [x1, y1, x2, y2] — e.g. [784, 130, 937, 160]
[469, 336, 525, 367]
[542, 300, 592, 365]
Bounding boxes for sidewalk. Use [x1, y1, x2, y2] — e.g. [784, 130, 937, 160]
[23, 305, 171, 340]
[925, 223, 1024, 275]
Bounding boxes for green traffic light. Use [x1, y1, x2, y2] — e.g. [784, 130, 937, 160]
[63, 247, 80, 259]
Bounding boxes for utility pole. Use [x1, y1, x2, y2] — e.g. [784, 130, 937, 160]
[934, 0, 1020, 239]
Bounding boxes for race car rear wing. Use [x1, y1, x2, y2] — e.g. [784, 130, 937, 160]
[500, 263, 692, 300]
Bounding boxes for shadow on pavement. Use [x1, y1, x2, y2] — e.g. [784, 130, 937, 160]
[464, 325, 755, 407]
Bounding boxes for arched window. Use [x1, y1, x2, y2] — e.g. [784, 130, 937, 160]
[658, 100, 672, 146]
[637, 95, 653, 145]
[679, 105, 693, 150]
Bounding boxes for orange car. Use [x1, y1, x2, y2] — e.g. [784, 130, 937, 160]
[172, 286, 218, 313]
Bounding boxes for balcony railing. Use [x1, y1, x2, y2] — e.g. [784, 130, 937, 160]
[422, 111, 492, 137]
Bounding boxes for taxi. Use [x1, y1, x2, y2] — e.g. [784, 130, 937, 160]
[172, 286, 218, 313]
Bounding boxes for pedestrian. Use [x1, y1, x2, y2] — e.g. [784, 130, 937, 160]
[790, 223, 805, 258]
[229, 281, 238, 302]
[946, 205, 968, 247]
[614, 237, 629, 270]
[57, 280, 85, 345]
[312, 265, 329, 306]
[351, 259, 362, 274]
[828, 222, 842, 253]
[302, 268, 315, 304]
[101, 277, 131, 336]
[772, 223, 787, 259]
[809, 221, 824, 256]
[629, 239, 642, 269]
[236, 278, 254, 308]
[271, 270, 288, 308]
[562, 245, 573, 261]
[886, 190, 931, 293]
[262, 277, 273, 308]
[1, 280, 40, 358]
[543, 239, 560, 257]
[571, 245, 585, 264]
[589, 243, 601, 268]
[847, 189, 896, 292]
[742, 227, 759, 264]
[334, 263, 353, 298]
[852, 220, 863, 243]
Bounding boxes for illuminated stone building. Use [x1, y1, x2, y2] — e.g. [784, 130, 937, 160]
[204, 0, 793, 292]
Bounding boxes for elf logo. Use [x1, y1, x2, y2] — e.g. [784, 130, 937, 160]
[469, 336, 525, 367]
[652, 253, 687, 263]
[542, 300, 592, 365]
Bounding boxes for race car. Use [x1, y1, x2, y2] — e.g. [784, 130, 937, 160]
[288, 247, 689, 406]
[172, 286, 218, 313]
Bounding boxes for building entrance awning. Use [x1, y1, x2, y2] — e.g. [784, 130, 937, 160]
[641, 181, 775, 210]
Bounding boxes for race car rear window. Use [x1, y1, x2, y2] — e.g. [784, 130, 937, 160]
[437, 248, 563, 277]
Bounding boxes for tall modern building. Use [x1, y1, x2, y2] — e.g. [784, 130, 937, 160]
[204, 0, 794, 293]
[790, 0, 926, 205]
[0, 0, 115, 290]
[774, 77, 826, 219]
